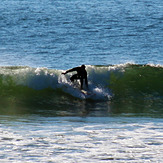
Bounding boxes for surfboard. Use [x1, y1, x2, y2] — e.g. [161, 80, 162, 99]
[80, 90, 95, 96]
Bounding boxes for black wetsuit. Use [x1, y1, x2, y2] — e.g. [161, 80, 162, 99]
[64, 66, 88, 90]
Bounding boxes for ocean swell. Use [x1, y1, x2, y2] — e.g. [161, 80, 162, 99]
[0, 64, 163, 116]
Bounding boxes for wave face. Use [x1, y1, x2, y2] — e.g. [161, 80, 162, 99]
[0, 64, 163, 116]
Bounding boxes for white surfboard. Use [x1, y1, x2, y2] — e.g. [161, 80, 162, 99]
[80, 90, 95, 96]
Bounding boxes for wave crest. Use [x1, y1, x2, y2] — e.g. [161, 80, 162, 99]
[0, 63, 163, 101]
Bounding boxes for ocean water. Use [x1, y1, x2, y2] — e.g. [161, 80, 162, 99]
[0, 0, 163, 162]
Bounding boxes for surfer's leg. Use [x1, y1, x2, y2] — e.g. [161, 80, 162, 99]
[85, 78, 88, 89]
[70, 74, 78, 82]
[80, 78, 83, 90]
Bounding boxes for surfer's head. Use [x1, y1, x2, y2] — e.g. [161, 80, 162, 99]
[81, 64, 85, 69]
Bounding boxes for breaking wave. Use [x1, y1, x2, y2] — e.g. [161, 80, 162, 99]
[0, 63, 163, 116]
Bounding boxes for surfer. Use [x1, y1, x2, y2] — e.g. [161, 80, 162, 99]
[62, 65, 88, 90]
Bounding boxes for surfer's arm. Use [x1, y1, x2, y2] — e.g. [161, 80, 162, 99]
[62, 67, 78, 75]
